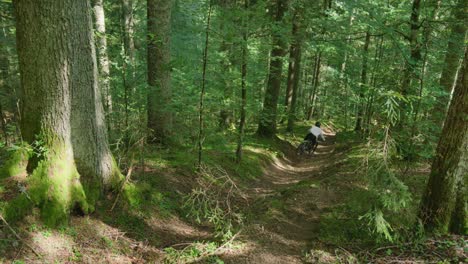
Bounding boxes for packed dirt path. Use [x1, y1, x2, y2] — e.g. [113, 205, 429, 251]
[223, 134, 344, 263]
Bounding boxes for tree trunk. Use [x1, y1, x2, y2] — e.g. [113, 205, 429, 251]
[398, 0, 421, 126]
[0, 50, 9, 146]
[121, 0, 134, 142]
[341, 9, 354, 131]
[355, 31, 371, 131]
[147, 0, 173, 144]
[257, 0, 288, 138]
[93, 0, 112, 131]
[307, 53, 321, 120]
[236, 0, 249, 163]
[0, 100, 8, 146]
[419, 49, 468, 235]
[218, 0, 234, 130]
[284, 13, 298, 110]
[364, 35, 384, 134]
[432, 0, 466, 125]
[14, 0, 121, 226]
[121, 0, 135, 63]
[286, 17, 302, 132]
[198, 0, 213, 166]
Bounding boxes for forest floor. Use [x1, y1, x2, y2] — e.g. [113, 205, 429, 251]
[222, 133, 347, 263]
[0, 130, 466, 263]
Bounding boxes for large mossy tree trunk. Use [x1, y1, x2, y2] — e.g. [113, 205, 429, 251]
[432, 0, 466, 125]
[93, 0, 112, 131]
[257, 0, 288, 138]
[147, 0, 173, 144]
[14, 0, 121, 226]
[418, 49, 468, 235]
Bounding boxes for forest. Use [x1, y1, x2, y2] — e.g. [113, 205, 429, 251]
[0, 0, 466, 263]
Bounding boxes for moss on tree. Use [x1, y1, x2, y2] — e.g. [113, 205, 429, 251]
[0, 147, 28, 179]
[27, 152, 89, 226]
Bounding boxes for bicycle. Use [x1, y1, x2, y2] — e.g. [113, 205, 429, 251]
[296, 140, 318, 156]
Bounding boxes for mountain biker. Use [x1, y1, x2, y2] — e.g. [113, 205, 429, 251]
[304, 121, 325, 150]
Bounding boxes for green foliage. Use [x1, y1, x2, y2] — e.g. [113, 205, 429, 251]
[357, 134, 412, 241]
[163, 241, 227, 264]
[0, 144, 29, 179]
[360, 209, 394, 242]
[3, 194, 33, 223]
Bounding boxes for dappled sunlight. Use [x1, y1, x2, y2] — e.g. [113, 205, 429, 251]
[145, 215, 211, 246]
[29, 229, 74, 262]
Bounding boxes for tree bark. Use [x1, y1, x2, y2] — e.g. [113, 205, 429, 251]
[432, 0, 467, 125]
[121, 0, 135, 63]
[14, 0, 121, 226]
[121, 0, 134, 141]
[0, 100, 8, 146]
[355, 31, 371, 131]
[147, 0, 173, 144]
[236, 0, 249, 163]
[257, 0, 288, 138]
[286, 14, 302, 132]
[93, 0, 112, 131]
[364, 35, 384, 134]
[341, 9, 354, 130]
[284, 13, 298, 110]
[198, 0, 213, 166]
[218, 0, 234, 130]
[419, 49, 468, 235]
[398, 0, 421, 126]
[0, 50, 9, 146]
[307, 53, 321, 120]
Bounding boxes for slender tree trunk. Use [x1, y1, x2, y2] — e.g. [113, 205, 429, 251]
[355, 31, 371, 131]
[14, 0, 120, 226]
[297, 57, 309, 118]
[286, 18, 302, 132]
[398, 0, 422, 126]
[419, 49, 468, 235]
[147, 0, 173, 144]
[284, 13, 298, 110]
[198, 0, 213, 166]
[341, 10, 354, 131]
[0, 51, 9, 146]
[432, 0, 467, 125]
[121, 0, 135, 63]
[218, 1, 234, 130]
[307, 53, 321, 120]
[257, 0, 288, 138]
[0, 100, 8, 146]
[121, 0, 134, 142]
[236, 0, 249, 163]
[364, 35, 384, 134]
[93, 0, 112, 132]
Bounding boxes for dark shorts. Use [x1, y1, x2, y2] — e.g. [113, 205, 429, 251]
[304, 133, 317, 144]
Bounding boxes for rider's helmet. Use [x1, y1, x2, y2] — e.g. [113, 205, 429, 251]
[315, 121, 321, 127]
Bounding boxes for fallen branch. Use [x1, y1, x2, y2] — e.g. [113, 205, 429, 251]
[0, 214, 41, 258]
[110, 155, 135, 212]
[186, 230, 242, 264]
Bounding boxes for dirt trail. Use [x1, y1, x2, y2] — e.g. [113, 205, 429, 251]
[223, 134, 342, 263]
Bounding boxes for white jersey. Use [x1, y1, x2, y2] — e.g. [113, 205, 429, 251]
[309, 126, 325, 141]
